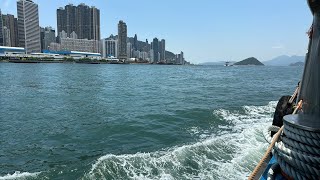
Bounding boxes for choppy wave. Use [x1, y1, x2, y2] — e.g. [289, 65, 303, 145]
[84, 101, 277, 180]
[0, 171, 40, 180]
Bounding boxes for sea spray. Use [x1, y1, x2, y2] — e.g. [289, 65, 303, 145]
[0, 171, 40, 180]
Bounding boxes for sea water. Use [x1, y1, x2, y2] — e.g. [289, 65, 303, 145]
[0, 63, 303, 179]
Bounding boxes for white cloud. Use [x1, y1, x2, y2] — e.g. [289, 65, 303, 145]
[272, 45, 285, 49]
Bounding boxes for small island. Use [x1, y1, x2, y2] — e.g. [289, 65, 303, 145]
[234, 57, 264, 66]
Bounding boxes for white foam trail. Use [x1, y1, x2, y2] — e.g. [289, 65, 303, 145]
[84, 101, 277, 180]
[0, 171, 40, 180]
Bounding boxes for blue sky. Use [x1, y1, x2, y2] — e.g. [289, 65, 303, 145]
[0, 0, 312, 63]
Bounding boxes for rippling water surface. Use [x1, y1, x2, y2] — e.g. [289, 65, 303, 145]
[0, 63, 303, 179]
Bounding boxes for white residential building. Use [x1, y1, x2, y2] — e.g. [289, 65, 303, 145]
[17, 0, 41, 53]
[101, 38, 118, 58]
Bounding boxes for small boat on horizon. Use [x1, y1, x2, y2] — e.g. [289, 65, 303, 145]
[224, 61, 233, 66]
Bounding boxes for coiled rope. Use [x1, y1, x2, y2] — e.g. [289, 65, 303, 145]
[248, 100, 303, 180]
[262, 103, 320, 180]
[273, 121, 320, 179]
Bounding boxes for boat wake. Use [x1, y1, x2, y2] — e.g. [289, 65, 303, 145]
[0, 171, 40, 180]
[84, 101, 277, 180]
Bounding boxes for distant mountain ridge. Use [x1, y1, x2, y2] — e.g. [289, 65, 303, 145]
[290, 62, 305, 66]
[234, 57, 264, 66]
[264, 55, 305, 66]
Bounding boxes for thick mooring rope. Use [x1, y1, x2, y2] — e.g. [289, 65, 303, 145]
[274, 123, 320, 179]
[264, 118, 320, 180]
[248, 101, 302, 180]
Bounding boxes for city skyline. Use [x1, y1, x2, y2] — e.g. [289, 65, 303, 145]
[0, 0, 312, 63]
[0, 1, 184, 64]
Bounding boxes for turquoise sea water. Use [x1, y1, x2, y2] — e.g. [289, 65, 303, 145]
[0, 63, 303, 179]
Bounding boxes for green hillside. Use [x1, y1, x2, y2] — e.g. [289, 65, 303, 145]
[234, 57, 264, 66]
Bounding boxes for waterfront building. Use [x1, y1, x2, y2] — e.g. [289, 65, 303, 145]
[70, 31, 78, 39]
[58, 30, 68, 39]
[176, 51, 185, 64]
[133, 50, 139, 59]
[17, 0, 41, 53]
[51, 28, 98, 53]
[2, 14, 19, 47]
[145, 39, 150, 52]
[57, 3, 100, 40]
[48, 42, 61, 52]
[43, 49, 101, 59]
[60, 38, 99, 53]
[152, 38, 159, 63]
[0, 46, 25, 56]
[143, 43, 151, 53]
[159, 39, 166, 61]
[2, 27, 11, 46]
[133, 34, 138, 50]
[158, 52, 161, 63]
[180, 51, 184, 64]
[133, 50, 149, 61]
[127, 42, 132, 58]
[40, 26, 56, 51]
[57, 5, 75, 39]
[101, 38, 118, 58]
[175, 54, 179, 64]
[118, 20, 127, 60]
[0, 10, 3, 46]
[149, 49, 154, 63]
[40, 27, 44, 50]
[142, 51, 148, 61]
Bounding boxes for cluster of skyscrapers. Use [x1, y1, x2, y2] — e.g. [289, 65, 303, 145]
[102, 21, 184, 64]
[0, 0, 39, 53]
[0, 0, 186, 64]
[57, 3, 100, 41]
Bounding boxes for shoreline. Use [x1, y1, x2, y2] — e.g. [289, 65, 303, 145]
[0, 59, 185, 65]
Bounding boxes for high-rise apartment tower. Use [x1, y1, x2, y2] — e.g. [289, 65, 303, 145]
[17, 0, 41, 53]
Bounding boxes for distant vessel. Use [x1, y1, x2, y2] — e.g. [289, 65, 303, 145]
[224, 61, 233, 66]
[249, 1, 320, 179]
